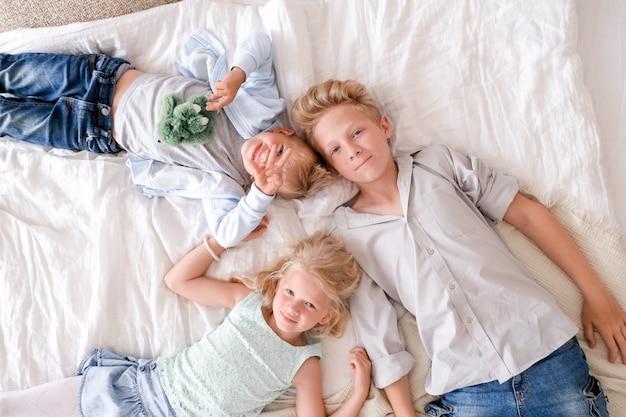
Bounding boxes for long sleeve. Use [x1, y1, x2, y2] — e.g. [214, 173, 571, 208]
[177, 29, 285, 138]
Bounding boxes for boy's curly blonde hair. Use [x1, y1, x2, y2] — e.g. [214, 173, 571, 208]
[291, 79, 383, 155]
[278, 136, 334, 199]
[239, 232, 361, 338]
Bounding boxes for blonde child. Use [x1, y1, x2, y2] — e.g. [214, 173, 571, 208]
[291, 79, 626, 417]
[0, 30, 332, 247]
[0, 232, 370, 417]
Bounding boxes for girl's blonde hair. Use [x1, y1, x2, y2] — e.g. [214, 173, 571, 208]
[238, 232, 361, 338]
[291, 79, 383, 155]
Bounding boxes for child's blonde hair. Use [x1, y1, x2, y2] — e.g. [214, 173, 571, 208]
[291, 79, 383, 155]
[277, 136, 333, 199]
[243, 232, 361, 338]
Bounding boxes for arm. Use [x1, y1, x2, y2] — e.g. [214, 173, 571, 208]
[504, 192, 626, 364]
[206, 66, 245, 110]
[204, 144, 292, 248]
[292, 357, 326, 417]
[291, 348, 373, 417]
[348, 275, 416, 415]
[327, 347, 372, 417]
[178, 29, 284, 138]
[163, 236, 250, 308]
[383, 376, 417, 417]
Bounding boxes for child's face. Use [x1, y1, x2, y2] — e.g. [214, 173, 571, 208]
[241, 128, 297, 179]
[271, 267, 335, 337]
[312, 104, 393, 184]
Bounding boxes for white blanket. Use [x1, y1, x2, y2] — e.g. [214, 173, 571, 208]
[1, 0, 625, 415]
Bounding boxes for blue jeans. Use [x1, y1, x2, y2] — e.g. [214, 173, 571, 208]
[425, 338, 609, 417]
[0, 52, 129, 153]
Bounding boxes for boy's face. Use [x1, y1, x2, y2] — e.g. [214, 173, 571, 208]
[312, 104, 393, 184]
[241, 128, 298, 178]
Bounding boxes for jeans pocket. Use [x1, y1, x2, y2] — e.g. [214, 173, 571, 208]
[583, 375, 609, 417]
[425, 398, 454, 416]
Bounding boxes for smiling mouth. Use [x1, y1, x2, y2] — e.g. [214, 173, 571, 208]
[281, 311, 297, 324]
[355, 156, 371, 171]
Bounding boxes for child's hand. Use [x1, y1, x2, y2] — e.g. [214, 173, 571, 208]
[206, 67, 246, 110]
[250, 144, 293, 196]
[349, 347, 372, 400]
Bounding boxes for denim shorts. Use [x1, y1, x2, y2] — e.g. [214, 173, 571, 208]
[425, 338, 609, 417]
[0, 53, 129, 153]
[76, 348, 177, 417]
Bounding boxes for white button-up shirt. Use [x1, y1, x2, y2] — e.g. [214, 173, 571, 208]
[333, 144, 577, 395]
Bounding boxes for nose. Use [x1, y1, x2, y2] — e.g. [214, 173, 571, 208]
[347, 143, 361, 159]
[286, 302, 300, 316]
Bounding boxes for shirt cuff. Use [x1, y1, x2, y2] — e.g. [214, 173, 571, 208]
[245, 183, 275, 213]
[371, 350, 415, 389]
[232, 50, 258, 79]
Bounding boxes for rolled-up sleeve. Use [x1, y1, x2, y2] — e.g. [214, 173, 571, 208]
[350, 273, 415, 388]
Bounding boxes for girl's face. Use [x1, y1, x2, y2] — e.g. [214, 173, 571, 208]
[312, 104, 394, 185]
[270, 267, 335, 340]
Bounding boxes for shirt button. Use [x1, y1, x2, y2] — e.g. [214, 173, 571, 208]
[466, 317, 474, 324]
[138, 365, 145, 372]
[101, 107, 110, 116]
[150, 362, 157, 370]
[427, 249, 434, 255]
[448, 283, 456, 290]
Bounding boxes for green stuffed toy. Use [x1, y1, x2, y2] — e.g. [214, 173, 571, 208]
[158, 93, 218, 146]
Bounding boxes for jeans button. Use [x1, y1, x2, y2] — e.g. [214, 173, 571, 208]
[101, 107, 110, 116]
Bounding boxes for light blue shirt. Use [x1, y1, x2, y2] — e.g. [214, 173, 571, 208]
[126, 30, 285, 248]
[334, 144, 578, 395]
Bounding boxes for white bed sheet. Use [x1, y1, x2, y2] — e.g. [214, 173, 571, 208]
[575, 0, 626, 245]
[1, 0, 625, 416]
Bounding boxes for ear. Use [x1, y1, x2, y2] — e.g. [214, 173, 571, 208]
[273, 127, 295, 136]
[380, 115, 393, 139]
[318, 310, 336, 325]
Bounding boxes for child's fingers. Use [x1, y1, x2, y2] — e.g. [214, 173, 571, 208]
[265, 144, 278, 170]
[264, 147, 293, 179]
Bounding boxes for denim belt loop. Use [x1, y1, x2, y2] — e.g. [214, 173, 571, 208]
[92, 55, 130, 139]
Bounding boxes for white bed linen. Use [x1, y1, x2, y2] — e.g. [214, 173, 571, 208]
[1, 0, 625, 416]
[575, 0, 626, 245]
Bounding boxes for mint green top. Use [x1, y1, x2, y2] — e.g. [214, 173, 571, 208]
[158, 292, 322, 417]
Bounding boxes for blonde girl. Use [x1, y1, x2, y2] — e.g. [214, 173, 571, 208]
[0, 232, 370, 417]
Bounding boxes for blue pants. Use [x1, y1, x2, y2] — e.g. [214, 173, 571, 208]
[425, 338, 609, 417]
[0, 52, 129, 153]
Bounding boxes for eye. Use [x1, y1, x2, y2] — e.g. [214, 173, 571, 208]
[329, 146, 340, 155]
[277, 145, 285, 156]
[305, 302, 316, 310]
[352, 129, 363, 138]
[285, 288, 294, 296]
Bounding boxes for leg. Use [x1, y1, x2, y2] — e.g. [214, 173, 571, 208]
[424, 378, 519, 417]
[0, 53, 129, 153]
[519, 337, 609, 417]
[0, 53, 101, 101]
[425, 338, 609, 417]
[0, 376, 82, 417]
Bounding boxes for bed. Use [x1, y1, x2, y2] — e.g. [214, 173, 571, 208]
[1, 0, 625, 416]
